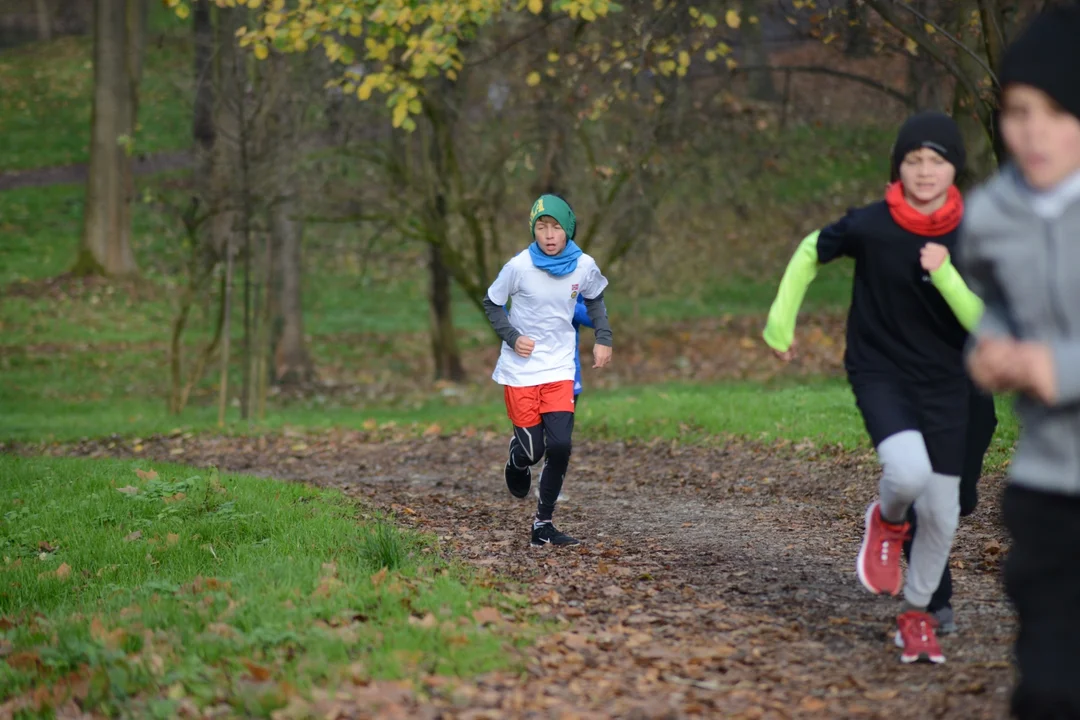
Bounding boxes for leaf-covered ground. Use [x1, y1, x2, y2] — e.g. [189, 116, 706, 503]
[21, 431, 1016, 719]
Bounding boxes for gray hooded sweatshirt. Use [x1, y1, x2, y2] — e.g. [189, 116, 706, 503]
[958, 163, 1080, 497]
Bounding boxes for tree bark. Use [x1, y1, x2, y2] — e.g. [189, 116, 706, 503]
[271, 180, 313, 385]
[192, 0, 214, 153]
[209, 6, 240, 259]
[266, 54, 314, 387]
[741, 0, 776, 101]
[422, 81, 466, 383]
[75, 0, 143, 277]
[428, 241, 465, 382]
[950, 0, 998, 185]
[845, 0, 873, 57]
[34, 0, 52, 41]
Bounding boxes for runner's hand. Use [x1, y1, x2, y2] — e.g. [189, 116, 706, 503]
[920, 243, 949, 273]
[514, 336, 535, 358]
[592, 344, 612, 369]
[772, 338, 797, 362]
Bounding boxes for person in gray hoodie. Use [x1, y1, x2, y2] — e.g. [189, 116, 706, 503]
[958, 4, 1080, 717]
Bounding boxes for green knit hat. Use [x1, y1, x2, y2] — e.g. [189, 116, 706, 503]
[529, 194, 576, 240]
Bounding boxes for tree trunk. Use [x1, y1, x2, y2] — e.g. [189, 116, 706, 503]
[845, 0, 873, 57]
[271, 182, 313, 385]
[75, 0, 143, 277]
[34, 0, 52, 41]
[192, 0, 214, 153]
[428, 241, 465, 382]
[217, 240, 235, 427]
[266, 54, 313, 387]
[950, 0, 998, 186]
[742, 0, 776, 101]
[422, 81, 467, 383]
[209, 7, 240, 259]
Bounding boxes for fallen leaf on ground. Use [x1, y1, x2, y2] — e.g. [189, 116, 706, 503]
[124, 531, 142, 542]
[472, 607, 503, 626]
[243, 659, 273, 682]
[135, 468, 158, 481]
[116, 486, 139, 495]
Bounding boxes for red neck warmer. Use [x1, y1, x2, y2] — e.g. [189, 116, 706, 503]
[885, 181, 964, 237]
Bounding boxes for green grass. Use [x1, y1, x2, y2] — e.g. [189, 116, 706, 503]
[0, 29, 192, 172]
[0, 378, 1020, 473]
[0, 456, 525, 716]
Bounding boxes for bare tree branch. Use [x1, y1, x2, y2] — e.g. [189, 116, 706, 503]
[464, 16, 563, 67]
[861, 0, 990, 118]
[731, 64, 913, 107]
[871, 0, 998, 81]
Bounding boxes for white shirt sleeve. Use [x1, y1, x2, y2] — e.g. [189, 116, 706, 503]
[486, 260, 519, 306]
[579, 259, 609, 300]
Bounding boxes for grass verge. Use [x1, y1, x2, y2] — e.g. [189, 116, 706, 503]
[1, 379, 1019, 471]
[0, 456, 526, 717]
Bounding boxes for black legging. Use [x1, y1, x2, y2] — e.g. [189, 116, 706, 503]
[903, 387, 998, 612]
[509, 411, 574, 522]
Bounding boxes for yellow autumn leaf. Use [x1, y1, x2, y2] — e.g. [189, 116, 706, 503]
[391, 99, 410, 128]
[678, 50, 690, 67]
[725, 9, 740, 28]
[175, 3, 190, 19]
[528, 0, 543, 13]
[254, 44, 269, 60]
[924, 22, 935, 34]
[905, 37, 918, 55]
[526, 71, 541, 86]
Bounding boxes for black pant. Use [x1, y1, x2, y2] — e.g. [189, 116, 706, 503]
[509, 411, 574, 522]
[1004, 484, 1080, 719]
[901, 386, 998, 612]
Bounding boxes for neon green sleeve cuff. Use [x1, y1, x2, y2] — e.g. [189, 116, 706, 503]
[762, 231, 820, 353]
[930, 256, 984, 332]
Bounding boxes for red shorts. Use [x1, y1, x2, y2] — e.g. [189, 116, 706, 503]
[504, 381, 575, 427]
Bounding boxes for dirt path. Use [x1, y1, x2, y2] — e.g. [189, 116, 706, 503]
[41, 432, 1015, 719]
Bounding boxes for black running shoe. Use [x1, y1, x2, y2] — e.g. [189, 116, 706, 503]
[531, 522, 581, 547]
[504, 438, 532, 499]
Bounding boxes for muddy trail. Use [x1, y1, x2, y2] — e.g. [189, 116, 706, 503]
[39, 432, 1015, 719]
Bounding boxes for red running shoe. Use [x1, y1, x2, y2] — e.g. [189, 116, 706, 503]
[895, 610, 946, 664]
[855, 501, 910, 596]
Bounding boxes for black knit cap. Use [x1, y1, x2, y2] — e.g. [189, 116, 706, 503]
[999, 2, 1080, 122]
[890, 111, 966, 181]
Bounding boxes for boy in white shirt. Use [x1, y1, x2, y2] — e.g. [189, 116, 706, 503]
[482, 194, 613, 547]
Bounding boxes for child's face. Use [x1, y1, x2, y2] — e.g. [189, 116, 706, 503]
[534, 216, 568, 256]
[898, 147, 955, 206]
[1001, 84, 1080, 190]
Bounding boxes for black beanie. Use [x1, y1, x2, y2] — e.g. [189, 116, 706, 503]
[890, 111, 966, 181]
[999, 3, 1080, 122]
